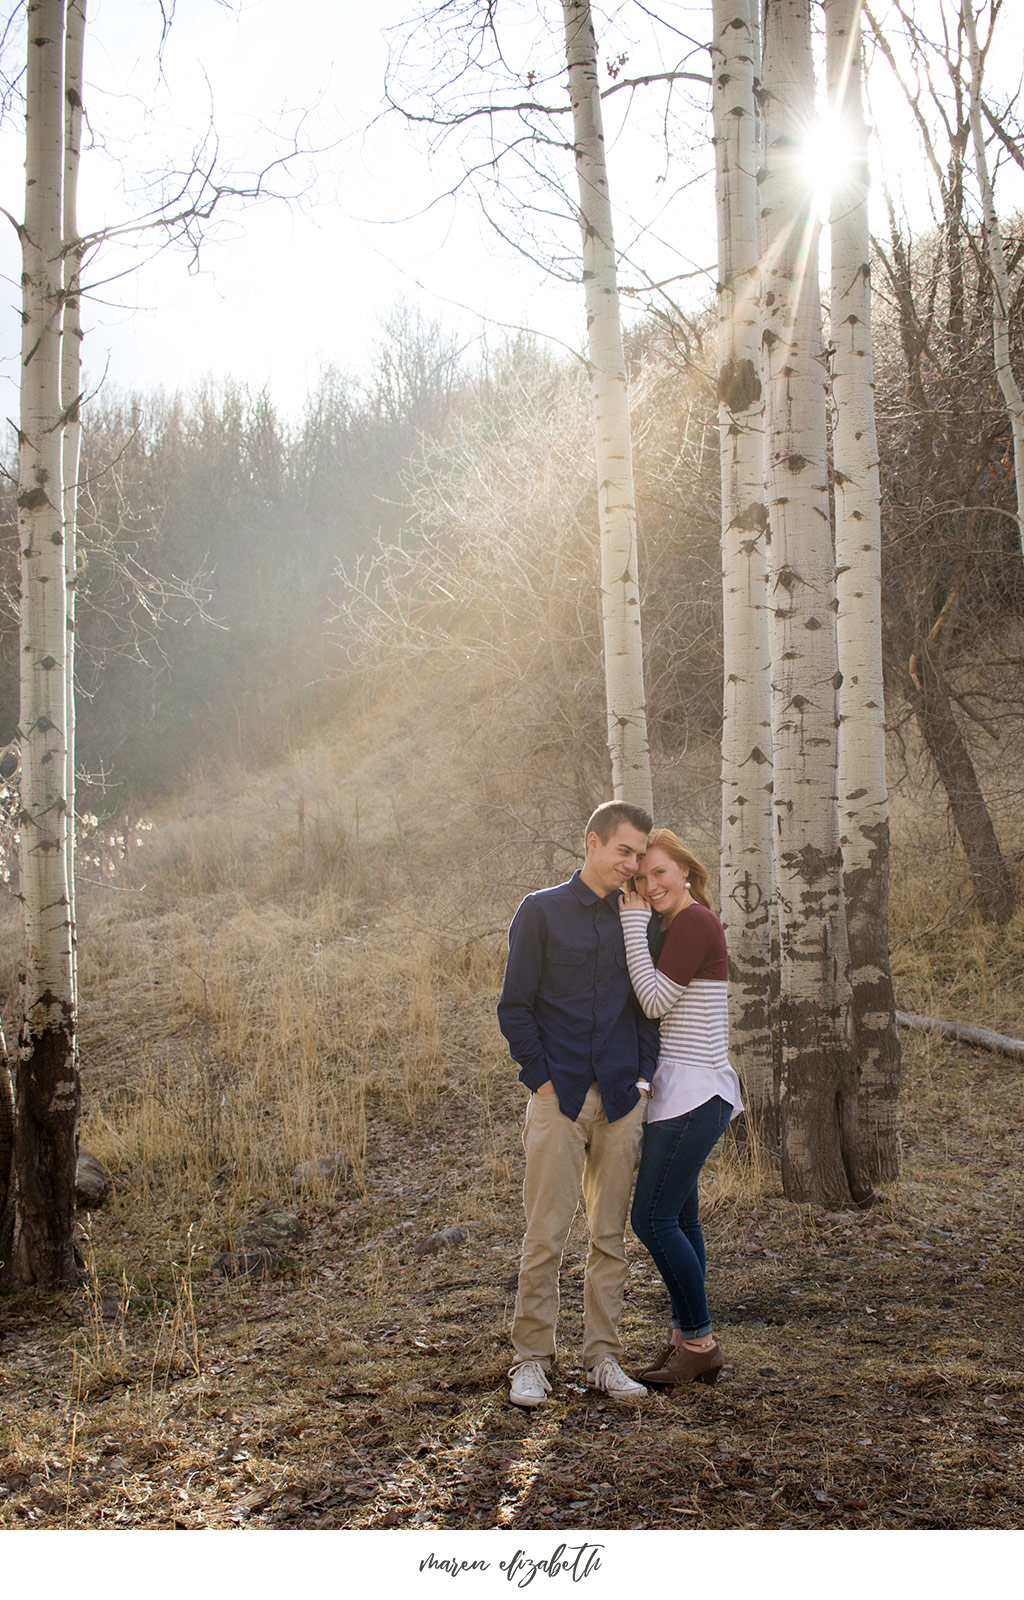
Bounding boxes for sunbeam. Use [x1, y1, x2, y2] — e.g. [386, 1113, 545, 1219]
[797, 107, 861, 222]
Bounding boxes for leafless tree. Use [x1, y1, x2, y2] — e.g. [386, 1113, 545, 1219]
[866, 0, 1021, 925]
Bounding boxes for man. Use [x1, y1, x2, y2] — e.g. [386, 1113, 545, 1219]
[497, 800, 658, 1407]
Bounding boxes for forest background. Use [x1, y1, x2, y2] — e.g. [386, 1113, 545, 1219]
[0, 0, 1022, 1569]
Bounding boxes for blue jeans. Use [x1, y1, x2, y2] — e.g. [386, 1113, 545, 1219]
[630, 1096, 733, 1338]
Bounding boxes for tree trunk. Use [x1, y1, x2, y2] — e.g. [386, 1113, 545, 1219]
[711, 0, 775, 1128]
[0, 1029, 13, 1257]
[826, 0, 900, 1184]
[761, 0, 869, 1207]
[963, 0, 1024, 561]
[912, 645, 1016, 924]
[562, 0, 653, 813]
[63, 0, 86, 1004]
[4, 0, 80, 1292]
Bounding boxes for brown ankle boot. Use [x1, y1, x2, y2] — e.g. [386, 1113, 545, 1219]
[643, 1339, 724, 1386]
[636, 1341, 675, 1381]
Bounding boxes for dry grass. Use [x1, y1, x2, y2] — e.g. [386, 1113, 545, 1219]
[0, 734, 1022, 1531]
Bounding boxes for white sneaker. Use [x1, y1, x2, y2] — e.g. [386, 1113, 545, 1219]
[508, 1360, 552, 1408]
[586, 1357, 647, 1399]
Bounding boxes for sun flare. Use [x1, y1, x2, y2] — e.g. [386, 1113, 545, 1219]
[797, 109, 861, 220]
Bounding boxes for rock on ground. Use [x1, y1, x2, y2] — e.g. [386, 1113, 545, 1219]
[76, 1151, 113, 1209]
[290, 1154, 351, 1190]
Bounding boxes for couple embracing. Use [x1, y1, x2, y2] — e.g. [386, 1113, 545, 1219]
[497, 801, 743, 1408]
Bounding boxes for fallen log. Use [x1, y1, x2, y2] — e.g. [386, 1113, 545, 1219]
[895, 1010, 1024, 1062]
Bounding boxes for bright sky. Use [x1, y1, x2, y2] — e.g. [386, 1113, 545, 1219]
[4, 0, 701, 420]
[1, 0, 1022, 423]
[0, 0, 510, 417]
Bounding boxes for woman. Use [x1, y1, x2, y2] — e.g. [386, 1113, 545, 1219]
[618, 829, 743, 1386]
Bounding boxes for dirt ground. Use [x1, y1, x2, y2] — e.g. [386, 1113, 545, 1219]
[1, 1020, 1021, 1538]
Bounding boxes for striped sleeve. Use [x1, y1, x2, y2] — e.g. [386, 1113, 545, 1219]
[619, 907, 686, 1018]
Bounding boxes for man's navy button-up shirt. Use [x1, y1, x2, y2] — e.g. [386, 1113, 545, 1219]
[497, 869, 660, 1122]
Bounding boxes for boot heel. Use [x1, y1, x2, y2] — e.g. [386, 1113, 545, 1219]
[696, 1367, 720, 1385]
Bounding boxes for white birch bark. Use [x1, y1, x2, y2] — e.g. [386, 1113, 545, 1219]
[20, 0, 71, 1041]
[761, 0, 867, 1205]
[7, 0, 78, 1289]
[963, 0, 1024, 561]
[62, 0, 86, 1003]
[826, 0, 900, 1184]
[712, 0, 774, 1120]
[562, 0, 653, 813]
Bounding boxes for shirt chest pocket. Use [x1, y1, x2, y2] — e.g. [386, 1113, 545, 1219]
[544, 946, 588, 996]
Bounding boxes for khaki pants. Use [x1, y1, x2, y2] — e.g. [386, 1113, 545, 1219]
[511, 1083, 645, 1372]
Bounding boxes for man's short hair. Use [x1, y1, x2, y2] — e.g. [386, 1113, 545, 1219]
[585, 800, 653, 844]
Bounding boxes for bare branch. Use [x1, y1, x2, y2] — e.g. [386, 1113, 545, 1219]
[603, 68, 711, 96]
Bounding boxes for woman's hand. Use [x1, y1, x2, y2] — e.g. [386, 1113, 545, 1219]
[618, 887, 650, 913]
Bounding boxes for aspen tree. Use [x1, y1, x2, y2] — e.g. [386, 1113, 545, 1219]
[711, 0, 774, 1123]
[761, 0, 869, 1206]
[5, 0, 79, 1289]
[62, 0, 86, 1002]
[826, 0, 900, 1183]
[561, 0, 653, 812]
